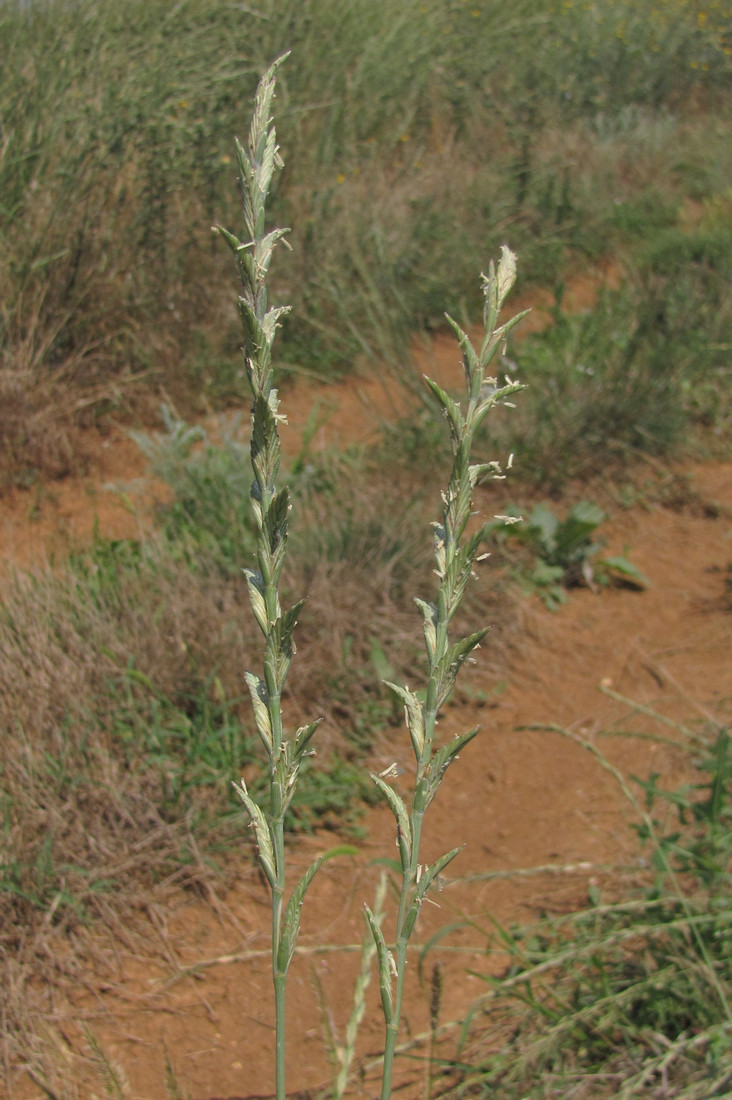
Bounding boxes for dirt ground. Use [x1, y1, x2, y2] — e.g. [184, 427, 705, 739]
[2, 315, 731, 1099]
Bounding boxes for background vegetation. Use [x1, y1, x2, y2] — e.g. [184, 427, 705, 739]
[1, 0, 731, 1093]
[1, 0, 731, 483]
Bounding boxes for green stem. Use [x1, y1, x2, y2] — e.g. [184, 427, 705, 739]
[272, 848, 286, 1100]
[380, 808, 425, 1100]
[274, 972, 287, 1100]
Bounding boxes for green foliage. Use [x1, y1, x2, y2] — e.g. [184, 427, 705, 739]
[635, 730, 732, 893]
[104, 664, 252, 817]
[505, 257, 732, 487]
[362, 248, 526, 1100]
[130, 407, 256, 574]
[491, 500, 647, 609]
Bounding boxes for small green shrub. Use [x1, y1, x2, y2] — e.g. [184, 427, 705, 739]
[490, 500, 647, 609]
[130, 407, 256, 574]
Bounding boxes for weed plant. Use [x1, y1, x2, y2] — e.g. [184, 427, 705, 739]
[1, 5, 731, 1092]
[451, 712, 732, 1099]
[488, 499, 648, 609]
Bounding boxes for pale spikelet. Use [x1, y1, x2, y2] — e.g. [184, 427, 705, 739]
[496, 244, 518, 306]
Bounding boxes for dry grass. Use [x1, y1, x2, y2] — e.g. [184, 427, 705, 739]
[0, 441, 516, 1084]
[2, 0, 729, 488]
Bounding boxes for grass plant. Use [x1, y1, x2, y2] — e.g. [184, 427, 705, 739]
[364, 250, 525, 1100]
[213, 56, 528, 1100]
[217, 57, 341, 1097]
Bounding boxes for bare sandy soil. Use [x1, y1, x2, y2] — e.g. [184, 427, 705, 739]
[2, 309, 730, 1100]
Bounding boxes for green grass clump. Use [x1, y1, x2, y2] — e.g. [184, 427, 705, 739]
[502, 237, 732, 488]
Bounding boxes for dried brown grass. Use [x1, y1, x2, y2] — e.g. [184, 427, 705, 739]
[0, 453, 515, 1086]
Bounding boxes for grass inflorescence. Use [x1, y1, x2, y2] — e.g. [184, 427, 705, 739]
[214, 57, 528, 1099]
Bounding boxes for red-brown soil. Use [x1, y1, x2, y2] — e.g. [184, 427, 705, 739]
[3, 306, 731, 1100]
[0, 259, 622, 577]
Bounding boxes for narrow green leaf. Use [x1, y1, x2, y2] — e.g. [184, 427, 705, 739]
[214, 225, 243, 255]
[402, 848, 462, 941]
[421, 727, 481, 811]
[433, 629, 489, 712]
[415, 847, 462, 903]
[423, 376, 465, 443]
[491, 308, 532, 348]
[444, 314, 479, 382]
[368, 857, 403, 874]
[318, 844, 361, 861]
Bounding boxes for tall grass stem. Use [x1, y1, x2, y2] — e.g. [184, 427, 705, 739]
[216, 54, 323, 1100]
